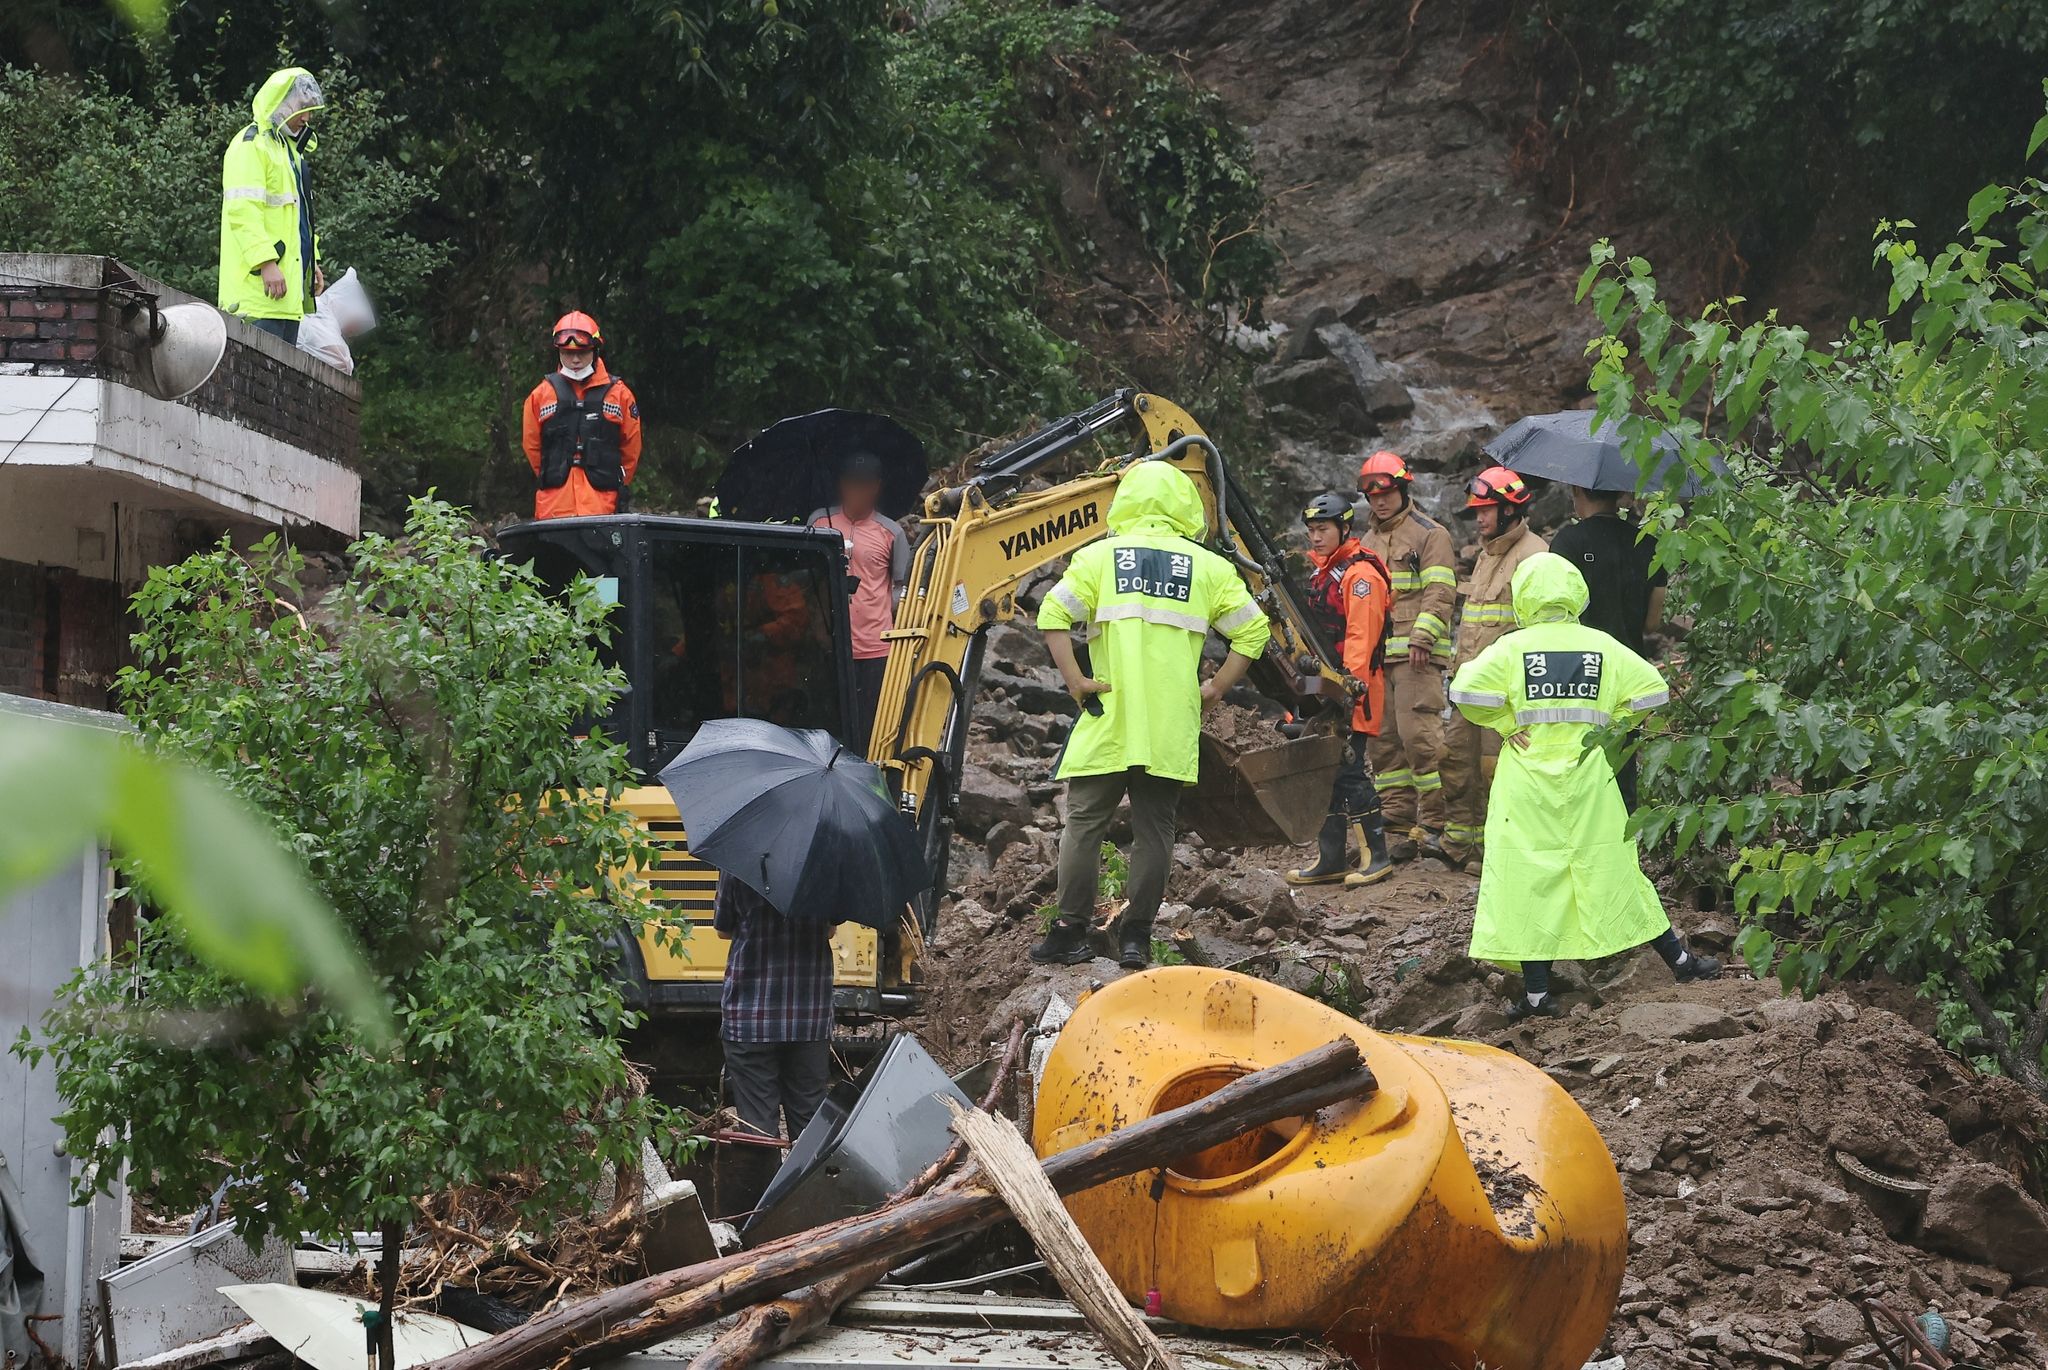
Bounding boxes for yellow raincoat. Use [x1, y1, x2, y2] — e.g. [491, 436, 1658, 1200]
[218, 68, 324, 322]
[1448, 553, 1671, 962]
[1036, 461, 1270, 784]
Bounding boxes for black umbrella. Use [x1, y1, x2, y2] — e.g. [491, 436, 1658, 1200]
[656, 717, 928, 928]
[716, 409, 927, 524]
[1484, 409, 1724, 496]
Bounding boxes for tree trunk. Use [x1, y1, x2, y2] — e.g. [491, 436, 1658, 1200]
[377, 1220, 402, 1370]
[422, 1039, 1374, 1370]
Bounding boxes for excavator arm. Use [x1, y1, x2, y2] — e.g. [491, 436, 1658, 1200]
[872, 390, 1355, 946]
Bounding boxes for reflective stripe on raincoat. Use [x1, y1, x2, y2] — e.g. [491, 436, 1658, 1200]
[218, 68, 322, 321]
[1037, 461, 1271, 783]
[1448, 552, 1671, 962]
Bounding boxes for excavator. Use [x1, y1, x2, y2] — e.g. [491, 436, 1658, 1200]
[499, 389, 1629, 1367]
[497, 389, 1353, 1049]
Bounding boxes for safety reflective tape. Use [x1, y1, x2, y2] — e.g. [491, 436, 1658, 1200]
[1628, 689, 1671, 710]
[1388, 635, 1411, 653]
[1445, 823, 1485, 841]
[1414, 772, 1443, 792]
[1046, 584, 1087, 621]
[1373, 770, 1414, 789]
[1514, 707, 1612, 726]
[1214, 601, 1266, 635]
[1389, 573, 1423, 591]
[1448, 687, 1508, 708]
[222, 187, 298, 206]
[1412, 611, 1449, 639]
[1422, 566, 1459, 586]
[1463, 605, 1516, 622]
[1095, 601, 1211, 635]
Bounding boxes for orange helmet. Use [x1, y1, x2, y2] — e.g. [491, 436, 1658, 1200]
[1359, 449, 1413, 493]
[551, 311, 603, 349]
[1465, 464, 1532, 510]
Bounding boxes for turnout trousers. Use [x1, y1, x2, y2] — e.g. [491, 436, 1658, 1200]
[1438, 707, 1500, 856]
[1367, 664, 1447, 834]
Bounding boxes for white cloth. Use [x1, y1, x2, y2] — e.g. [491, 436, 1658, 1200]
[294, 267, 376, 374]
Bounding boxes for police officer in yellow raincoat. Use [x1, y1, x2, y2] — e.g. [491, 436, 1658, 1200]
[1448, 552, 1720, 1019]
[1031, 460, 1272, 970]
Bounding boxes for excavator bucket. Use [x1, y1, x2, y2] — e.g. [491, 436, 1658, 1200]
[1034, 969, 1628, 1370]
[1181, 729, 1345, 847]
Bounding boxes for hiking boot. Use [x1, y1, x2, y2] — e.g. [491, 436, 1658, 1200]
[1286, 815, 1352, 886]
[1118, 917, 1154, 971]
[1029, 917, 1095, 966]
[1345, 815, 1394, 887]
[1674, 951, 1723, 983]
[1386, 826, 1419, 863]
[1505, 994, 1563, 1022]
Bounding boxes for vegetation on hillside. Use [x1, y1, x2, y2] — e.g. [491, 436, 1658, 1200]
[1586, 115, 2048, 1097]
[0, 0, 1276, 521]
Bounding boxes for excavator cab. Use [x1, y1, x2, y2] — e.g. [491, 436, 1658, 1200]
[499, 515, 921, 1068]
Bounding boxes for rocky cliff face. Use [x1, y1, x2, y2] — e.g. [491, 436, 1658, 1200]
[1103, 0, 1688, 524]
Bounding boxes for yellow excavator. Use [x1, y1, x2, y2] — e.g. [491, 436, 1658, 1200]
[498, 389, 1353, 1054]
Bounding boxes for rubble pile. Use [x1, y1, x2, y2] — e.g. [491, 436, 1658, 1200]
[910, 622, 2048, 1368]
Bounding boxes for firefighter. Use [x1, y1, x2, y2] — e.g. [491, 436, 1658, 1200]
[520, 312, 643, 520]
[1438, 464, 1547, 871]
[1284, 492, 1395, 888]
[1356, 450, 1457, 861]
[1030, 462, 1272, 970]
[217, 68, 326, 343]
[1448, 552, 1720, 1019]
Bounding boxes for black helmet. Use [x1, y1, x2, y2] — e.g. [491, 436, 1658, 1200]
[1301, 491, 1354, 533]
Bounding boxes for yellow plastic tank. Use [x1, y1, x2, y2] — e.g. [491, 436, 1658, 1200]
[1032, 968, 1626, 1370]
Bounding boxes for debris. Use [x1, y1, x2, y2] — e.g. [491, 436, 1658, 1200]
[101, 1220, 294, 1367]
[112, 1323, 275, 1370]
[1919, 1162, 2048, 1283]
[1614, 1002, 1743, 1042]
[219, 1285, 488, 1370]
[418, 1040, 1376, 1370]
[944, 1097, 1183, 1370]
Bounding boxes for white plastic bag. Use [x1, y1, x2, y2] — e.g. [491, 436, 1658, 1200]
[295, 267, 376, 375]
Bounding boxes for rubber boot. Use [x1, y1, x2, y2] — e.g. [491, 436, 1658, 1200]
[1386, 825, 1419, 863]
[1028, 917, 1095, 966]
[1285, 815, 1352, 886]
[1118, 916, 1154, 971]
[1345, 814, 1394, 887]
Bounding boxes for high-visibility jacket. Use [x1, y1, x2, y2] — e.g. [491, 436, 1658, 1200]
[520, 361, 643, 520]
[1305, 538, 1392, 736]
[1453, 521, 1547, 670]
[1448, 552, 1672, 962]
[1037, 462, 1271, 784]
[218, 69, 320, 323]
[1364, 505, 1456, 664]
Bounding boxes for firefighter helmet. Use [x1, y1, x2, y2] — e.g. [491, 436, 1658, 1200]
[1301, 490, 1355, 533]
[1464, 465, 1532, 511]
[550, 311, 603, 350]
[1358, 449, 1414, 494]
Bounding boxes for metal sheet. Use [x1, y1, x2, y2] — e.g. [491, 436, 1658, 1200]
[102, 1221, 294, 1365]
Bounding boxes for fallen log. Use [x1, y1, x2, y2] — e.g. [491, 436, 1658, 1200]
[685, 1018, 1030, 1370]
[422, 1038, 1375, 1370]
[947, 1098, 1182, 1370]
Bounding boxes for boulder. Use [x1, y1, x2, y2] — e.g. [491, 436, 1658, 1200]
[985, 820, 1028, 865]
[985, 621, 1052, 674]
[1314, 323, 1415, 421]
[1616, 1001, 1745, 1042]
[1274, 303, 1339, 363]
[1920, 1162, 2048, 1282]
[955, 762, 1032, 838]
[1215, 867, 1296, 924]
[1253, 357, 1374, 435]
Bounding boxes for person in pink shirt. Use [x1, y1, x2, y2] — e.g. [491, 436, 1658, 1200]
[809, 451, 910, 754]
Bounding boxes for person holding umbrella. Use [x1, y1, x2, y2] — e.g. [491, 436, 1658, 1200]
[1550, 487, 1668, 810]
[657, 719, 930, 1208]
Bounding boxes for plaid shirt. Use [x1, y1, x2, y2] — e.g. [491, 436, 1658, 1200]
[715, 874, 837, 1044]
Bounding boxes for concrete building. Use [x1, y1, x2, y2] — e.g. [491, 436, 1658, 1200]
[0, 253, 361, 709]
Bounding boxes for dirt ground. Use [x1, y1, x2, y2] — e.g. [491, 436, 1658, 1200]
[910, 671, 2048, 1369]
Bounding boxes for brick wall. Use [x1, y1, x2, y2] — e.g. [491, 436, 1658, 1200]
[0, 560, 40, 699]
[0, 256, 360, 467]
[0, 558, 124, 711]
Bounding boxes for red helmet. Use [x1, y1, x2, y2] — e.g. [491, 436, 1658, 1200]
[1358, 449, 1413, 494]
[1465, 464, 1532, 510]
[551, 311, 603, 349]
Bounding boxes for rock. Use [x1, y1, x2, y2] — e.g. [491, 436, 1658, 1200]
[985, 820, 1027, 865]
[984, 621, 1053, 673]
[1314, 322, 1415, 420]
[1275, 303, 1338, 362]
[1216, 868, 1295, 923]
[948, 898, 1000, 937]
[1802, 1299, 1866, 1355]
[1253, 357, 1374, 435]
[1251, 925, 1277, 947]
[1616, 1002, 1745, 1042]
[1921, 1162, 2048, 1282]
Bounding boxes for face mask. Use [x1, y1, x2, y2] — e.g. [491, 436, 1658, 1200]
[559, 359, 595, 381]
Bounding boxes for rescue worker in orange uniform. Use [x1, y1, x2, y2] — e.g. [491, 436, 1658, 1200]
[1357, 450, 1458, 861]
[520, 311, 642, 520]
[1285, 492, 1396, 888]
[1438, 464, 1547, 871]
